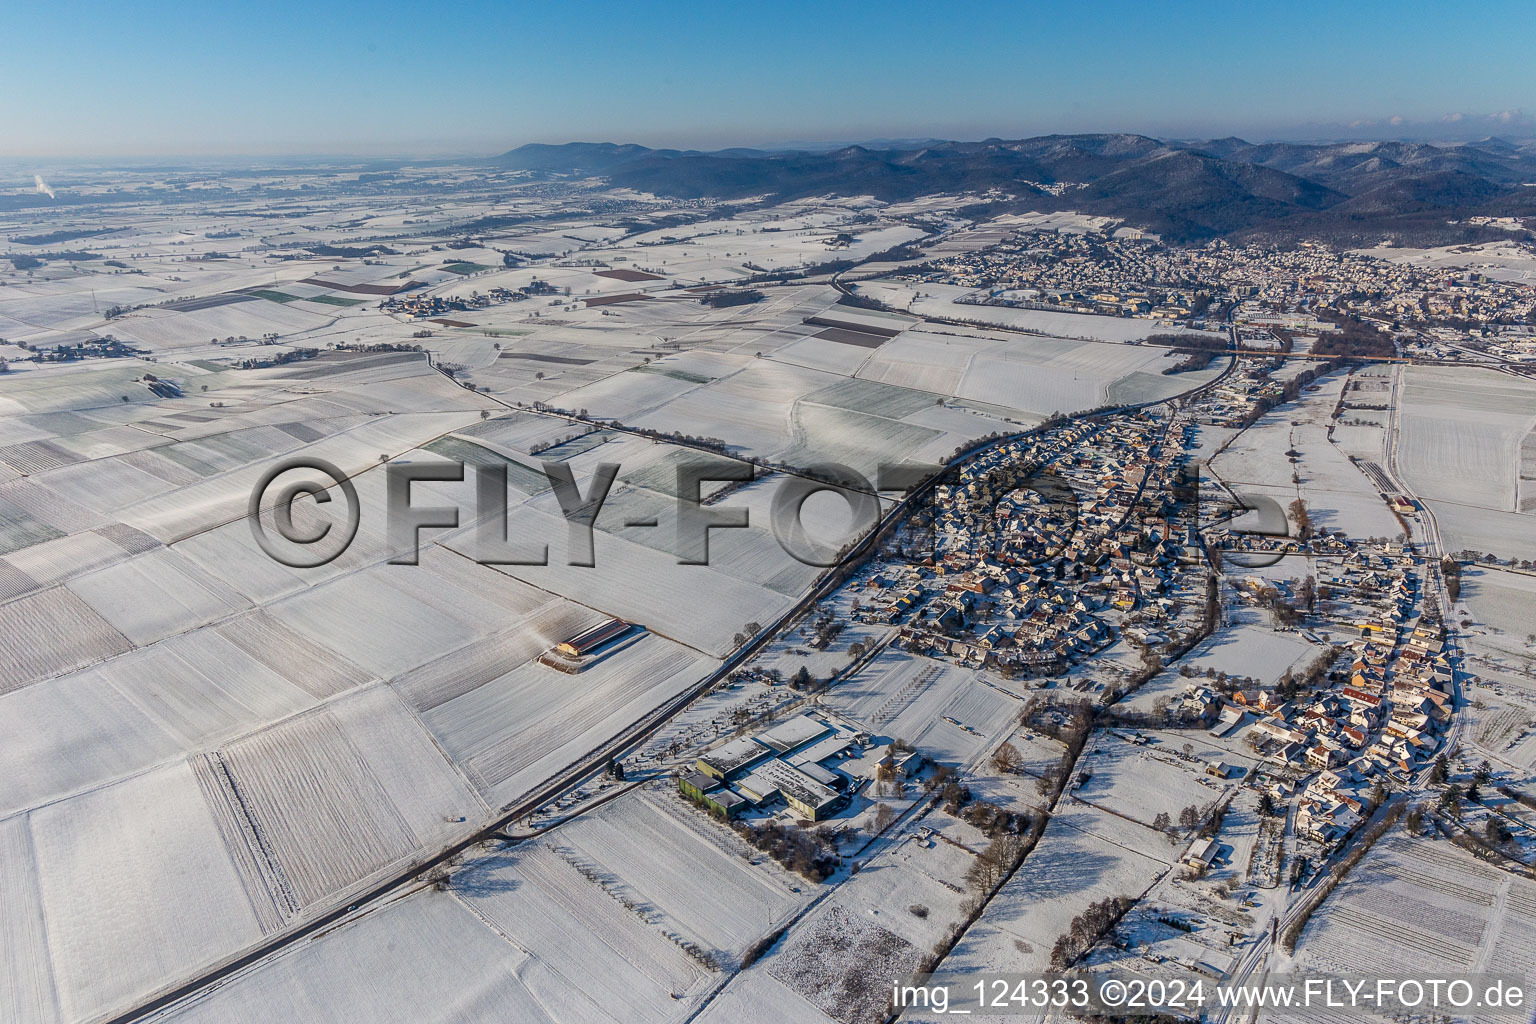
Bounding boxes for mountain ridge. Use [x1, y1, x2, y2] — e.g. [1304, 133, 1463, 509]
[493, 134, 1536, 243]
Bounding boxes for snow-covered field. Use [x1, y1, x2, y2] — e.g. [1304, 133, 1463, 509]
[939, 803, 1172, 974]
[1396, 365, 1536, 516]
[1211, 370, 1402, 540]
[1293, 833, 1536, 977]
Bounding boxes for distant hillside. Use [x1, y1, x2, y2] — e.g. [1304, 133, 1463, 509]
[492, 133, 1536, 244]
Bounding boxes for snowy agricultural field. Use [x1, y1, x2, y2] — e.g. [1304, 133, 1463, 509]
[1291, 832, 1536, 978]
[144, 893, 561, 1024]
[1428, 500, 1536, 563]
[64, 546, 251, 646]
[1395, 364, 1536, 514]
[1356, 239, 1536, 285]
[936, 803, 1173, 975]
[695, 970, 834, 1024]
[195, 684, 487, 918]
[852, 280, 1223, 346]
[28, 760, 267, 1023]
[850, 317, 1220, 418]
[825, 650, 1023, 767]
[451, 842, 718, 1021]
[456, 503, 797, 658]
[1069, 732, 1235, 832]
[1459, 565, 1536, 658]
[420, 630, 716, 803]
[1210, 370, 1403, 539]
[0, 585, 134, 693]
[0, 631, 317, 816]
[539, 784, 811, 966]
[766, 902, 928, 1024]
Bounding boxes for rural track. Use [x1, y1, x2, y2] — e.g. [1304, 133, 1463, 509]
[102, 256, 1243, 1024]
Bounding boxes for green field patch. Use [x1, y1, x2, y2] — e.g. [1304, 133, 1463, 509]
[443, 262, 492, 275]
[247, 289, 301, 304]
[421, 437, 551, 493]
[631, 364, 712, 385]
[306, 294, 366, 307]
[534, 430, 616, 461]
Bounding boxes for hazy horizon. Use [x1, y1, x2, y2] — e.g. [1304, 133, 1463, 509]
[4, 0, 1533, 159]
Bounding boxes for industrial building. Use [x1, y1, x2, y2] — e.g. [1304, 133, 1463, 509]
[677, 771, 748, 819]
[683, 714, 860, 821]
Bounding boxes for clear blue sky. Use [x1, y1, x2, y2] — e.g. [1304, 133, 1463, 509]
[5, 0, 1532, 157]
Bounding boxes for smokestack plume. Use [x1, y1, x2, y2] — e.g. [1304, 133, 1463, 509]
[34, 175, 56, 199]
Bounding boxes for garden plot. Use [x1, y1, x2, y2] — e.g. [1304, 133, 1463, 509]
[454, 842, 714, 1023]
[1173, 612, 1317, 687]
[66, 546, 250, 646]
[1070, 734, 1229, 831]
[1396, 365, 1536, 512]
[549, 784, 809, 964]
[1292, 833, 1536, 978]
[422, 631, 713, 803]
[0, 586, 134, 694]
[147, 892, 550, 1024]
[31, 760, 264, 1023]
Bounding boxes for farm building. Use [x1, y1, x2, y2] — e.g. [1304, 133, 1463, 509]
[556, 618, 633, 657]
[1182, 837, 1218, 869]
